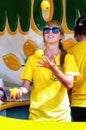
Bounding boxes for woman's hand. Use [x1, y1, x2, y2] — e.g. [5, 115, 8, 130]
[10, 80, 31, 100]
[10, 88, 22, 100]
[38, 56, 74, 89]
[37, 56, 57, 71]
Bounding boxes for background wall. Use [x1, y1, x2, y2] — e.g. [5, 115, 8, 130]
[0, 0, 86, 87]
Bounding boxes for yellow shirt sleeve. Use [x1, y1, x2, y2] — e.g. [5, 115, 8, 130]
[64, 54, 80, 80]
[20, 55, 34, 82]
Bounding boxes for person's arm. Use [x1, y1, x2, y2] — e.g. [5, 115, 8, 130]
[10, 79, 31, 99]
[50, 65, 74, 89]
[38, 56, 74, 90]
[19, 79, 31, 94]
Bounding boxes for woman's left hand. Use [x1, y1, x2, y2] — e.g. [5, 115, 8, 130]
[37, 56, 56, 70]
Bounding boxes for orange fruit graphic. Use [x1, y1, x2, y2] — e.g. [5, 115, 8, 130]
[23, 39, 38, 57]
[2, 53, 21, 71]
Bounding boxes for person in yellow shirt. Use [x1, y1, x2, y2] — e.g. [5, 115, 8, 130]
[68, 16, 86, 121]
[10, 20, 79, 122]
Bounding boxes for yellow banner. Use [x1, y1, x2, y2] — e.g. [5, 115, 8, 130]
[0, 116, 85, 130]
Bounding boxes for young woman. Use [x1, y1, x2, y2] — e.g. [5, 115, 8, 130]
[10, 20, 80, 122]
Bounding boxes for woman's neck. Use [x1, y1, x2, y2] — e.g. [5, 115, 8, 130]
[44, 45, 60, 60]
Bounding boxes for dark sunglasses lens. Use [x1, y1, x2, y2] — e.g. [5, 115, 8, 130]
[52, 27, 60, 33]
[43, 27, 60, 34]
[43, 28, 50, 34]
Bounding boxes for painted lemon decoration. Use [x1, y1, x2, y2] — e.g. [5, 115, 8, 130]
[41, 0, 50, 10]
[63, 38, 76, 50]
[34, 49, 44, 59]
[2, 53, 21, 71]
[23, 39, 38, 57]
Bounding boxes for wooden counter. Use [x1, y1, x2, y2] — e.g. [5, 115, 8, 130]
[0, 100, 30, 111]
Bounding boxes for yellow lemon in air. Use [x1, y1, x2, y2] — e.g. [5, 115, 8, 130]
[41, 0, 50, 10]
[34, 49, 44, 59]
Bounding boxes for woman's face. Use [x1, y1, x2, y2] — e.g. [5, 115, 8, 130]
[43, 26, 63, 44]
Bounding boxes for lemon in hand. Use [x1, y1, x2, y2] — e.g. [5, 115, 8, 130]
[34, 49, 44, 59]
[10, 88, 19, 96]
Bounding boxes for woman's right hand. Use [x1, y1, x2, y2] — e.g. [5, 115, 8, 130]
[10, 88, 22, 100]
[10, 80, 31, 100]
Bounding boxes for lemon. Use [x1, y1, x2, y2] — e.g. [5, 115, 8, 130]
[41, 0, 50, 10]
[34, 49, 44, 59]
[10, 88, 19, 95]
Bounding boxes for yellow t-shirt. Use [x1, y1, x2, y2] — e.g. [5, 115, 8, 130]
[68, 41, 86, 107]
[20, 53, 79, 121]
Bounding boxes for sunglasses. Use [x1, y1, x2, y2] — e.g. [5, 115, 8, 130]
[43, 27, 60, 34]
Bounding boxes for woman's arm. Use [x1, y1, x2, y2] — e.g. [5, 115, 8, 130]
[50, 65, 74, 89]
[10, 79, 31, 99]
[19, 79, 31, 94]
[38, 56, 74, 90]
